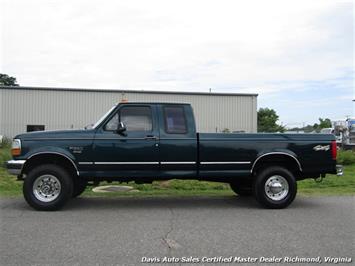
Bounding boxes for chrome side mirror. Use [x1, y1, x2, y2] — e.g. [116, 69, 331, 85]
[117, 122, 127, 134]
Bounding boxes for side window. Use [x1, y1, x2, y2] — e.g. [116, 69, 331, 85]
[104, 106, 152, 132]
[120, 106, 152, 131]
[104, 113, 119, 131]
[164, 106, 187, 134]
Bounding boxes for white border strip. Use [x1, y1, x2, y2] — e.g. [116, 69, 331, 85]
[161, 162, 196, 165]
[94, 162, 159, 165]
[79, 161, 251, 165]
[200, 161, 251, 165]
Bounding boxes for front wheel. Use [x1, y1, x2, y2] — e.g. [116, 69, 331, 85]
[23, 164, 73, 211]
[253, 166, 297, 209]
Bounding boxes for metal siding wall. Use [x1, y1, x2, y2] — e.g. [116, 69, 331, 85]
[0, 90, 2, 136]
[0, 88, 257, 137]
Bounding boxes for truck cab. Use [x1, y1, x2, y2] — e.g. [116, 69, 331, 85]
[88, 103, 198, 179]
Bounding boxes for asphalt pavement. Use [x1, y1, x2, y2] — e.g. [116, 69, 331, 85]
[0, 196, 354, 266]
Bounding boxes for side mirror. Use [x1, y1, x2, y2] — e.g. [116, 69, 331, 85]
[117, 122, 127, 134]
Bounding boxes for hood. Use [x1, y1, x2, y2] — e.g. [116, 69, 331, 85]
[14, 129, 96, 140]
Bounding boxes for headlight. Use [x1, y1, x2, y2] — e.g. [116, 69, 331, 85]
[11, 139, 21, 156]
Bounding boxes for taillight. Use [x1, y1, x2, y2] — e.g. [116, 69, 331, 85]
[331, 140, 337, 160]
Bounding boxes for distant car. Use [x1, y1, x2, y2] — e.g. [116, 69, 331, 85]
[320, 128, 342, 144]
[320, 128, 334, 134]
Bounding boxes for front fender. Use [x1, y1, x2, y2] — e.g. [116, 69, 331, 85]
[24, 146, 77, 162]
[20, 147, 80, 176]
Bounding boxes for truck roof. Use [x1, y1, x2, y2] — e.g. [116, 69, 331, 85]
[119, 102, 191, 105]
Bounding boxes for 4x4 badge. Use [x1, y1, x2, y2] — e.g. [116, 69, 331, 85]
[313, 145, 330, 151]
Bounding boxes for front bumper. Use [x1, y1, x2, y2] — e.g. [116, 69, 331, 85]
[336, 164, 343, 176]
[6, 160, 25, 175]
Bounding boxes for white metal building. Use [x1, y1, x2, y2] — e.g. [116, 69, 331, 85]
[0, 86, 257, 138]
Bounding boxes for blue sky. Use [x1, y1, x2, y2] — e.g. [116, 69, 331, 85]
[1, 0, 354, 127]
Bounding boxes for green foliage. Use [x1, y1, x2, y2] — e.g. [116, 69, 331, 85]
[288, 125, 314, 133]
[257, 108, 285, 133]
[0, 146, 11, 167]
[298, 164, 355, 195]
[0, 73, 19, 86]
[288, 118, 332, 133]
[318, 118, 332, 129]
[0, 136, 12, 148]
[313, 118, 332, 132]
[337, 150, 355, 165]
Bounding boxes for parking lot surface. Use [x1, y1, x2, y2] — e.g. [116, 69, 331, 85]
[0, 196, 354, 265]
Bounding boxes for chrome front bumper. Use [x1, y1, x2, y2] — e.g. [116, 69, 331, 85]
[6, 160, 25, 175]
[336, 165, 343, 176]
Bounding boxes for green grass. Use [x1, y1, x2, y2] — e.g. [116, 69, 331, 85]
[298, 164, 355, 195]
[0, 146, 354, 197]
[0, 145, 11, 166]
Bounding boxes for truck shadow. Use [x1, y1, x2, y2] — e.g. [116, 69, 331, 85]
[65, 196, 256, 210]
[62, 195, 319, 211]
[1, 196, 321, 212]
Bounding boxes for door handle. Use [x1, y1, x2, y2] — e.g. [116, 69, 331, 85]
[145, 135, 158, 140]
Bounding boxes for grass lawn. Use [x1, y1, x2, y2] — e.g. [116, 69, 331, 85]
[0, 146, 354, 197]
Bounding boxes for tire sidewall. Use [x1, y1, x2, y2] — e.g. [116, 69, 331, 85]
[254, 166, 297, 209]
[23, 164, 73, 211]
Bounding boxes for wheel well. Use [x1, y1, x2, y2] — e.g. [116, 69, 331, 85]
[22, 153, 78, 178]
[252, 154, 302, 177]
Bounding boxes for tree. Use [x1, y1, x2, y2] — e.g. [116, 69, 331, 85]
[289, 118, 332, 133]
[257, 108, 285, 133]
[0, 73, 19, 86]
[313, 118, 332, 132]
[318, 118, 332, 129]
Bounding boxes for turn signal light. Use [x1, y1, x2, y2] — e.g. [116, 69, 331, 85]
[11, 139, 21, 156]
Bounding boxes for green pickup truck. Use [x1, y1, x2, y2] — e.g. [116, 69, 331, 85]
[7, 102, 342, 210]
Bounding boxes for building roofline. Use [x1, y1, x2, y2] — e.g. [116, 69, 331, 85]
[119, 102, 191, 105]
[0, 85, 258, 97]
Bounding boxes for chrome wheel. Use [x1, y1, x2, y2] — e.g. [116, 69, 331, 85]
[33, 174, 61, 202]
[264, 175, 289, 201]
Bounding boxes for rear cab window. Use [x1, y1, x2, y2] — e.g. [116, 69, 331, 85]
[163, 106, 187, 134]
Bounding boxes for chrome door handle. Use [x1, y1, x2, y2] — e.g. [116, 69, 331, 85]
[145, 135, 158, 140]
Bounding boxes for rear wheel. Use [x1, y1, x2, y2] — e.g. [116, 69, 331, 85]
[253, 166, 297, 209]
[230, 180, 252, 196]
[23, 164, 73, 211]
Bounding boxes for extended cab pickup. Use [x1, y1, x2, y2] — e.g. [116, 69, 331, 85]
[7, 102, 342, 210]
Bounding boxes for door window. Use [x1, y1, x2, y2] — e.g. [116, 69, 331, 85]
[104, 106, 152, 132]
[120, 106, 152, 131]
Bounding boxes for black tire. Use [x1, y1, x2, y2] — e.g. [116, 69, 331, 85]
[23, 164, 73, 211]
[253, 166, 297, 209]
[230, 180, 252, 196]
[72, 178, 87, 198]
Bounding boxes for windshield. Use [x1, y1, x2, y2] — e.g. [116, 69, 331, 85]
[92, 105, 117, 129]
